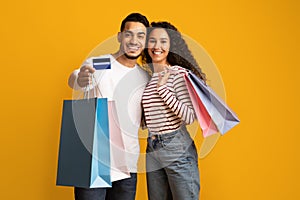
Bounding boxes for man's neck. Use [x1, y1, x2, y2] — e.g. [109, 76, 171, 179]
[112, 51, 137, 68]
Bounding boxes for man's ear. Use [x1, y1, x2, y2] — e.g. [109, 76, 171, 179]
[117, 32, 122, 43]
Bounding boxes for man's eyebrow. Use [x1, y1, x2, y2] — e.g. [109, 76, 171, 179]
[124, 30, 145, 33]
[123, 30, 146, 36]
[137, 32, 146, 35]
[124, 30, 134, 34]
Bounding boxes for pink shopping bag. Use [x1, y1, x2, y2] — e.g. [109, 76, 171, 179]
[184, 75, 219, 137]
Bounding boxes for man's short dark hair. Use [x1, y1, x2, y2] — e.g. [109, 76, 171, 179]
[120, 13, 149, 31]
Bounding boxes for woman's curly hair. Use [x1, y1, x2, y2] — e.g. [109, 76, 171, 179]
[142, 21, 206, 82]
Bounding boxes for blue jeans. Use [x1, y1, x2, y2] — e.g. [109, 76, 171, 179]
[74, 173, 137, 200]
[146, 126, 200, 200]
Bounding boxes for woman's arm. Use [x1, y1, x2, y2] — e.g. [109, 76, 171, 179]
[157, 72, 195, 124]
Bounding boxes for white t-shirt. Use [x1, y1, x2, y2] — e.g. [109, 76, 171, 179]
[73, 54, 149, 173]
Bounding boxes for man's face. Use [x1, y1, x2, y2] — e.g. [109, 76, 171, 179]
[118, 22, 147, 59]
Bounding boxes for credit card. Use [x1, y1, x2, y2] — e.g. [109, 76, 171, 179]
[92, 57, 111, 70]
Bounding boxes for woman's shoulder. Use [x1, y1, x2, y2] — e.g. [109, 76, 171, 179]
[169, 65, 188, 77]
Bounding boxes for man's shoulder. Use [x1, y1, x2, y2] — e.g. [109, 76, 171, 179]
[135, 65, 151, 81]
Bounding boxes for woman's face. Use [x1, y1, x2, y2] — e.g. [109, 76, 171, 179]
[147, 28, 170, 65]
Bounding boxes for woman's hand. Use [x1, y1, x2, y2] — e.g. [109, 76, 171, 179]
[157, 66, 171, 87]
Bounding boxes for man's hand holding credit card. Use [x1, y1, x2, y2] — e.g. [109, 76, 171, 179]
[77, 57, 111, 88]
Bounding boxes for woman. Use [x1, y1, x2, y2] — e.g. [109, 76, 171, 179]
[141, 22, 206, 200]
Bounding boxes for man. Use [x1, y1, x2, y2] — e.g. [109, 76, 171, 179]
[68, 13, 150, 200]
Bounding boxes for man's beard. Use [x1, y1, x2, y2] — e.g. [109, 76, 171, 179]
[124, 52, 141, 60]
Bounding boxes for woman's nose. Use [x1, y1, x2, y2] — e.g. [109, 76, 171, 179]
[153, 42, 161, 49]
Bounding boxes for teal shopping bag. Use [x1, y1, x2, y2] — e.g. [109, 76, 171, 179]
[56, 98, 111, 188]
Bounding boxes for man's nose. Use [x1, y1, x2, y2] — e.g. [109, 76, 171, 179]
[130, 35, 138, 44]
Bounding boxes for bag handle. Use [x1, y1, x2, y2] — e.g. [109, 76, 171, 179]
[84, 73, 103, 99]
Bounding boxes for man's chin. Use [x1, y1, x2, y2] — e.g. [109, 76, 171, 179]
[124, 53, 141, 60]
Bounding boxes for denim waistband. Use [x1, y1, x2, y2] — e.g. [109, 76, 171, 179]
[148, 126, 187, 141]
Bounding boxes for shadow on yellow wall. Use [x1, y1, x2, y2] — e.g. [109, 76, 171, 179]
[0, 0, 299, 199]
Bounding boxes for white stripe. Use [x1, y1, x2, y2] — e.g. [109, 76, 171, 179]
[93, 62, 110, 65]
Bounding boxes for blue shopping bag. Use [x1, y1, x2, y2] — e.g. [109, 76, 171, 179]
[56, 98, 111, 188]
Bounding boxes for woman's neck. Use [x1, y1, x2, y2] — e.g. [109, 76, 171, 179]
[153, 62, 170, 73]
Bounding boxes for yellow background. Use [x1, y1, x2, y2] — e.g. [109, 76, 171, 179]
[1, 0, 299, 199]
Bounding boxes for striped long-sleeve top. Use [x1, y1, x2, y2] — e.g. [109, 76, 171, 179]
[142, 66, 195, 134]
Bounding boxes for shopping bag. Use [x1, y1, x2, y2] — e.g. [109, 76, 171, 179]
[108, 101, 131, 182]
[186, 72, 240, 134]
[87, 74, 130, 181]
[184, 76, 219, 137]
[56, 98, 111, 188]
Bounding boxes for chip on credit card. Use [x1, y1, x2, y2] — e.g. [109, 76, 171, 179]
[92, 57, 111, 70]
